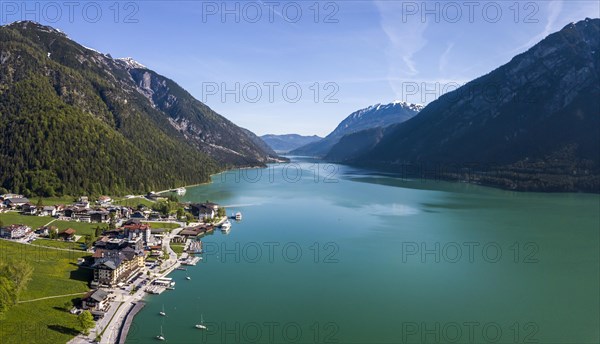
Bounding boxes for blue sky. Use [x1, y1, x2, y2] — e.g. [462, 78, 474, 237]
[1, 0, 598, 136]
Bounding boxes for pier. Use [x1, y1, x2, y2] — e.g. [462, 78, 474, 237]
[181, 256, 201, 266]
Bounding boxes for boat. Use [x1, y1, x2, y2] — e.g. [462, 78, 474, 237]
[176, 267, 187, 271]
[159, 304, 166, 316]
[195, 314, 207, 330]
[235, 212, 242, 221]
[167, 287, 175, 290]
[221, 220, 231, 232]
[186, 276, 191, 280]
[156, 326, 165, 341]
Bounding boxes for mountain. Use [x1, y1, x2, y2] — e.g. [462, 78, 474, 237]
[260, 134, 322, 153]
[348, 18, 600, 192]
[290, 101, 422, 157]
[0, 21, 277, 197]
[326, 127, 389, 162]
[241, 128, 281, 158]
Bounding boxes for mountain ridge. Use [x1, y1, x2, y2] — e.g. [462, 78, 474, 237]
[346, 18, 600, 192]
[291, 101, 422, 157]
[260, 134, 323, 153]
[0, 21, 277, 196]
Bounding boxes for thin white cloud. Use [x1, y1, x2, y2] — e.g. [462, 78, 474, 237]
[439, 42, 455, 73]
[374, 1, 429, 96]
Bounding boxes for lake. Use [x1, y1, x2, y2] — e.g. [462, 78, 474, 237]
[126, 157, 599, 343]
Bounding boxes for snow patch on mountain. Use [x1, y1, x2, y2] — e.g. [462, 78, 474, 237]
[116, 57, 147, 70]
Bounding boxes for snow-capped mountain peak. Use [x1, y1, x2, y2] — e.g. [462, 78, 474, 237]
[116, 57, 147, 70]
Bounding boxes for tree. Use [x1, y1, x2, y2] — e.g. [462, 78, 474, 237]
[63, 300, 73, 311]
[185, 213, 194, 225]
[94, 226, 103, 237]
[217, 207, 226, 217]
[176, 208, 185, 220]
[84, 235, 96, 248]
[77, 310, 95, 335]
[0, 260, 33, 317]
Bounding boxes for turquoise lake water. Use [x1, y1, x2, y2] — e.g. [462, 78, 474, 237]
[126, 158, 599, 343]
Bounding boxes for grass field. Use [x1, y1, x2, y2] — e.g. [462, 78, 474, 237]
[52, 221, 105, 237]
[170, 243, 185, 257]
[0, 240, 91, 344]
[38, 196, 78, 206]
[31, 239, 86, 251]
[0, 213, 105, 237]
[113, 197, 155, 208]
[144, 221, 180, 230]
[0, 213, 53, 229]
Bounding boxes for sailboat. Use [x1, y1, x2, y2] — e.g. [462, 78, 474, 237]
[156, 325, 165, 341]
[195, 314, 207, 330]
[159, 304, 166, 316]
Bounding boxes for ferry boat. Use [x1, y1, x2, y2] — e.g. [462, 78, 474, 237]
[221, 220, 231, 232]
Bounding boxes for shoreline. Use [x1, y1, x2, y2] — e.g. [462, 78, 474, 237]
[155, 163, 281, 196]
[101, 218, 228, 343]
[116, 301, 145, 344]
[105, 216, 230, 343]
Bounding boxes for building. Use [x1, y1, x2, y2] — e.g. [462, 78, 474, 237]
[35, 225, 56, 237]
[190, 202, 219, 220]
[97, 196, 112, 205]
[0, 224, 31, 239]
[179, 224, 213, 237]
[59, 228, 76, 241]
[39, 206, 57, 217]
[82, 289, 110, 311]
[90, 210, 110, 223]
[131, 211, 147, 219]
[21, 203, 37, 215]
[91, 248, 145, 287]
[4, 197, 30, 209]
[0, 193, 24, 200]
[123, 222, 151, 245]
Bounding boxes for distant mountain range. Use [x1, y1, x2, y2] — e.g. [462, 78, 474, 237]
[291, 101, 423, 157]
[260, 134, 322, 153]
[336, 18, 600, 192]
[0, 21, 277, 197]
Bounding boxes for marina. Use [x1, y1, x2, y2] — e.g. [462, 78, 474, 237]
[181, 256, 201, 266]
[187, 240, 202, 253]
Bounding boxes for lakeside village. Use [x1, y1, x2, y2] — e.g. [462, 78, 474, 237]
[0, 191, 241, 327]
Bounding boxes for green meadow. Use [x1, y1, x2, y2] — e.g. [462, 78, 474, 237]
[0, 240, 91, 344]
